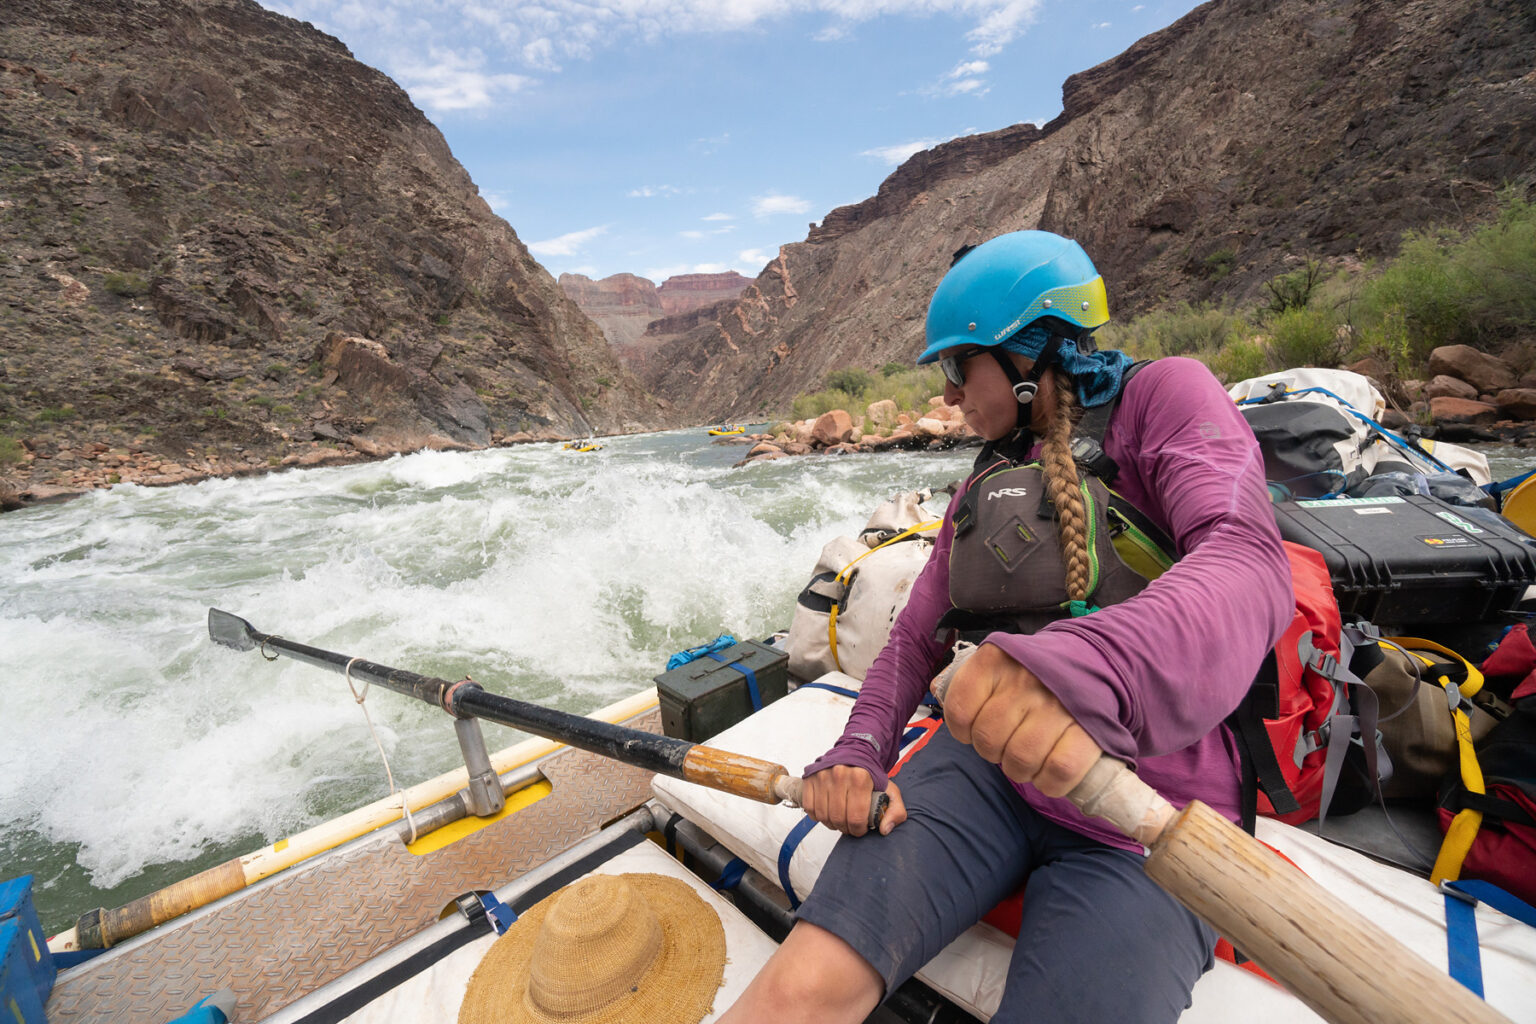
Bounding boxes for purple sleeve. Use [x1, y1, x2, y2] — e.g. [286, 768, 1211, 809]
[985, 358, 1292, 764]
[802, 513, 955, 788]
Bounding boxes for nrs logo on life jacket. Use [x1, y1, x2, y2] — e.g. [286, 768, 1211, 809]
[987, 487, 1030, 500]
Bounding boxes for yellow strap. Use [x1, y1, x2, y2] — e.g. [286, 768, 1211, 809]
[827, 520, 941, 671]
[1389, 636, 1487, 884]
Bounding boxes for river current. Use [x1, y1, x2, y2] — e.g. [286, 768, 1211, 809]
[0, 429, 974, 930]
[1, 431, 1530, 932]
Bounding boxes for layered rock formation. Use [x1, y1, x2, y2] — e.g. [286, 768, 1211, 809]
[0, 0, 664, 504]
[639, 0, 1536, 421]
[560, 271, 750, 369]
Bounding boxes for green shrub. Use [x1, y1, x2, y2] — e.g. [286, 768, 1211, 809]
[1267, 305, 1348, 368]
[879, 362, 908, 377]
[1205, 337, 1271, 383]
[1201, 248, 1236, 280]
[1354, 195, 1536, 361]
[1260, 260, 1325, 319]
[0, 435, 22, 465]
[37, 405, 75, 422]
[792, 388, 860, 421]
[1097, 302, 1247, 360]
[265, 363, 288, 380]
[103, 272, 149, 297]
[824, 367, 874, 397]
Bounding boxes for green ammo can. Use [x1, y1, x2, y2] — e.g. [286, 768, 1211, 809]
[653, 640, 789, 742]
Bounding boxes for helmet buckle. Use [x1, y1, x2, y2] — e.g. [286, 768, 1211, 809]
[1012, 380, 1038, 404]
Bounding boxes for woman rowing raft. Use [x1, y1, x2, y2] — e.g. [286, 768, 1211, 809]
[722, 230, 1293, 1024]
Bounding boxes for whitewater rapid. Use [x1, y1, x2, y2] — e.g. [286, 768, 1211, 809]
[0, 429, 970, 928]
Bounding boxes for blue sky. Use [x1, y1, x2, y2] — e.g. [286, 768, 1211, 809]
[260, 1, 1205, 283]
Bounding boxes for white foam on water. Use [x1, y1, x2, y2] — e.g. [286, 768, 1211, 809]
[0, 429, 970, 904]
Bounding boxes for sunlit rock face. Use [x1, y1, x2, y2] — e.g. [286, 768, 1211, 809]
[637, 0, 1536, 421]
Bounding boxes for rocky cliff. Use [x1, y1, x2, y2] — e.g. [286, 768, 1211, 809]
[560, 271, 750, 371]
[640, 0, 1536, 421]
[1, 0, 664, 502]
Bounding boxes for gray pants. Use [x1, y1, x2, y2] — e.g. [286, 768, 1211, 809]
[796, 727, 1217, 1024]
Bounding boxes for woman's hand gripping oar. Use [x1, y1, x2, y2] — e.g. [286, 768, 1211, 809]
[929, 642, 1510, 1024]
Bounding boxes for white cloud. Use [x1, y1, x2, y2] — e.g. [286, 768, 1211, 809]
[926, 57, 992, 97]
[274, 2, 1047, 71]
[1133, 4, 1145, 10]
[752, 193, 813, 217]
[861, 137, 948, 165]
[702, 212, 734, 221]
[481, 191, 511, 212]
[628, 185, 691, 198]
[1094, 21, 1111, 29]
[528, 224, 608, 258]
[738, 248, 771, 269]
[390, 47, 532, 114]
[680, 230, 707, 239]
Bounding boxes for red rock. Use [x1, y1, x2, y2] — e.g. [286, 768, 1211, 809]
[746, 441, 783, 458]
[1429, 396, 1498, 424]
[811, 409, 854, 446]
[1494, 388, 1536, 420]
[1424, 374, 1478, 401]
[1427, 345, 1515, 394]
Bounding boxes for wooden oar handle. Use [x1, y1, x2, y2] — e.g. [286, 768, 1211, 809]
[1150, 800, 1510, 1024]
[679, 746, 888, 831]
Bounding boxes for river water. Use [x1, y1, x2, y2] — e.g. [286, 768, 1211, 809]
[1, 431, 1531, 933]
[0, 428, 974, 931]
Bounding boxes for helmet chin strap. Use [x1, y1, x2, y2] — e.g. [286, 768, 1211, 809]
[987, 346, 1055, 432]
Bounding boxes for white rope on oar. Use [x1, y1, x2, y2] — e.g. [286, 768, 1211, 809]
[344, 656, 419, 843]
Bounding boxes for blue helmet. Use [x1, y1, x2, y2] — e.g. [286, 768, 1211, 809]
[918, 230, 1110, 365]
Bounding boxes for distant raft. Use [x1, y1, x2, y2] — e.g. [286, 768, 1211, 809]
[562, 441, 603, 452]
[707, 425, 745, 436]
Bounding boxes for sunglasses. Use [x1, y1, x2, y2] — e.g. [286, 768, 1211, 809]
[939, 347, 987, 387]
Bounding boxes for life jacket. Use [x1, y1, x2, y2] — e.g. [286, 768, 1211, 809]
[935, 362, 1176, 644]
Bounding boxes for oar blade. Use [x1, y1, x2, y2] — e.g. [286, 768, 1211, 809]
[208, 608, 259, 651]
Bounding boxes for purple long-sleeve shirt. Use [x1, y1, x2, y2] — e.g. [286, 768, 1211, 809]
[805, 357, 1293, 852]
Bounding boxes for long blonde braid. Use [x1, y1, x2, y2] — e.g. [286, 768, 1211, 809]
[1039, 372, 1091, 602]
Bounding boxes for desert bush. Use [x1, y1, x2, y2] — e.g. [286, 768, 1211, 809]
[788, 363, 944, 422]
[1205, 337, 1272, 383]
[824, 367, 874, 397]
[103, 272, 149, 297]
[1097, 302, 1248, 360]
[1355, 195, 1536, 361]
[0, 435, 22, 465]
[791, 388, 861, 421]
[1267, 305, 1349, 368]
[1260, 260, 1326, 319]
[37, 405, 75, 422]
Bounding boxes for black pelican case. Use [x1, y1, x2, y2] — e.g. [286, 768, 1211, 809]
[1273, 495, 1536, 626]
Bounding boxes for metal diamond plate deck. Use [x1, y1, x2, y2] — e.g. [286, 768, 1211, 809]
[47, 710, 662, 1023]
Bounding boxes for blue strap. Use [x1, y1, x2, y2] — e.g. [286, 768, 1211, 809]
[1447, 879, 1536, 929]
[1486, 467, 1536, 498]
[666, 633, 738, 671]
[778, 815, 819, 909]
[707, 651, 761, 710]
[1443, 887, 1484, 996]
[798, 681, 860, 699]
[1236, 386, 1456, 473]
[711, 857, 749, 891]
[480, 891, 517, 935]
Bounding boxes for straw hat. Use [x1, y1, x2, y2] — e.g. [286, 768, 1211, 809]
[458, 872, 727, 1024]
